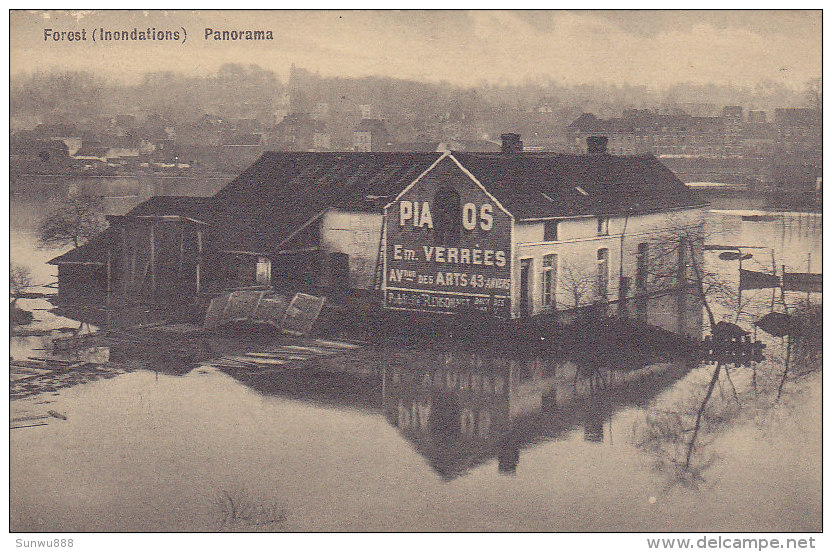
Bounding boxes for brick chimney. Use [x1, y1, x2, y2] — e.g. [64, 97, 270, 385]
[501, 133, 523, 154]
[586, 135, 608, 154]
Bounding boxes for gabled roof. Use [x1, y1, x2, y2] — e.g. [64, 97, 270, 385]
[449, 139, 502, 153]
[51, 149, 706, 263]
[451, 151, 706, 220]
[47, 227, 119, 265]
[49, 196, 214, 265]
[122, 195, 215, 221]
[210, 151, 444, 254]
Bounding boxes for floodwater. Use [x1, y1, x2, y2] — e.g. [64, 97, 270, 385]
[9, 179, 822, 532]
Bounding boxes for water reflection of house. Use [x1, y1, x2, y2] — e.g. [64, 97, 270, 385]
[381, 348, 694, 479]
[50, 133, 706, 321]
[209, 287, 701, 480]
[218, 330, 696, 480]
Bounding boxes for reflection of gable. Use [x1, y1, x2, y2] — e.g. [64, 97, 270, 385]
[383, 356, 692, 480]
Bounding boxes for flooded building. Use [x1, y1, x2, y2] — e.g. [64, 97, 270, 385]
[49, 196, 214, 302]
[50, 134, 707, 320]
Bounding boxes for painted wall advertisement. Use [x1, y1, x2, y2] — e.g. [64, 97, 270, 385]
[384, 162, 512, 317]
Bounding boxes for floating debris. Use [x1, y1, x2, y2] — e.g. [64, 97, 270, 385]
[205, 338, 362, 373]
[47, 410, 68, 421]
[204, 290, 325, 337]
[52, 332, 99, 353]
[718, 251, 753, 261]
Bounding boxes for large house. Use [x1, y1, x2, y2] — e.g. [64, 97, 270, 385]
[50, 134, 707, 319]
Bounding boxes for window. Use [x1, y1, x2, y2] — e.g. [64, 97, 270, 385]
[433, 187, 461, 245]
[544, 220, 558, 242]
[256, 257, 272, 285]
[597, 216, 609, 235]
[597, 248, 609, 298]
[636, 243, 649, 290]
[541, 254, 558, 307]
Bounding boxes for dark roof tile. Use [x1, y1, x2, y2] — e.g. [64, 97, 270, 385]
[210, 152, 443, 254]
[47, 227, 119, 265]
[452, 151, 706, 219]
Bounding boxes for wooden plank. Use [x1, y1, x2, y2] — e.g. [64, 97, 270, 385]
[281, 293, 326, 336]
[281, 345, 329, 354]
[10, 415, 49, 423]
[245, 352, 291, 359]
[150, 220, 156, 294]
[203, 294, 229, 330]
[224, 290, 265, 322]
[739, 269, 780, 291]
[313, 339, 361, 350]
[11, 422, 48, 430]
[240, 356, 287, 365]
[253, 294, 290, 327]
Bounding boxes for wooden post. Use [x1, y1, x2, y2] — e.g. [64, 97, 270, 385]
[196, 228, 203, 295]
[122, 225, 129, 294]
[106, 248, 112, 294]
[781, 265, 788, 313]
[806, 252, 811, 304]
[149, 220, 156, 295]
[179, 221, 185, 280]
[131, 225, 137, 293]
[736, 250, 743, 322]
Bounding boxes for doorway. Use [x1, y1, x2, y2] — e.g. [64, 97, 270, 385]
[520, 258, 532, 317]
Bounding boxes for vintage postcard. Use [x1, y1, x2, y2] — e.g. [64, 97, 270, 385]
[8, 8, 822, 543]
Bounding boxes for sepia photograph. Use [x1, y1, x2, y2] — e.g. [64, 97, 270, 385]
[7, 8, 823, 541]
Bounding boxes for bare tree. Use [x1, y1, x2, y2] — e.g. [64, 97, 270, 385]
[633, 215, 822, 485]
[10, 262, 36, 327]
[557, 263, 598, 310]
[638, 214, 734, 330]
[10, 262, 33, 300]
[38, 193, 107, 249]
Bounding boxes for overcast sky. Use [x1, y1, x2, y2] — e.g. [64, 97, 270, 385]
[10, 9, 822, 89]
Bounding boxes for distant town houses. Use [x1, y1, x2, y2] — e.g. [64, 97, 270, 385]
[567, 107, 746, 158]
[353, 118, 392, 152]
[566, 106, 820, 161]
[267, 112, 316, 151]
[566, 106, 821, 190]
[9, 97, 820, 188]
